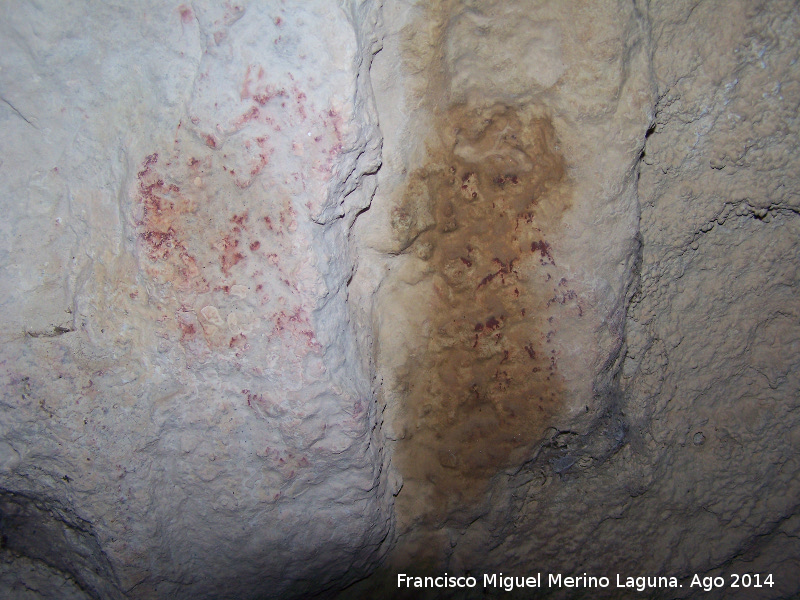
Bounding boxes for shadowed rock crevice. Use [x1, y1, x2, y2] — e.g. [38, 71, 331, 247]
[0, 490, 124, 600]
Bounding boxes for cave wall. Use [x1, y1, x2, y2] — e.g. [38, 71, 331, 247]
[351, 0, 653, 570]
[1, 1, 798, 599]
[0, 2, 387, 598]
[621, 0, 800, 591]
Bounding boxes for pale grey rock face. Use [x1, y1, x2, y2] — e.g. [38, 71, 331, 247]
[1, 1, 386, 598]
[1, 1, 798, 599]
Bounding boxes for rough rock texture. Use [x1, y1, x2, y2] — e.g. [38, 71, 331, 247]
[351, 0, 652, 570]
[620, 0, 800, 595]
[1, 1, 799, 599]
[1, 2, 387, 598]
[349, 0, 800, 597]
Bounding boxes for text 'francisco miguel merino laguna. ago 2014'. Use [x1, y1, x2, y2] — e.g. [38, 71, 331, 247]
[396, 572, 775, 593]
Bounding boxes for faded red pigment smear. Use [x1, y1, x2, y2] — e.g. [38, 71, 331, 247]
[218, 213, 248, 275]
[132, 151, 278, 354]
[134, 153, 198, 276]
[178, 4, 193, 24]
[130, 53, 351, 363]
[272, 307, 319, 350]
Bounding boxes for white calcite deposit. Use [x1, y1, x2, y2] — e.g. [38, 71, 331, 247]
[1, 1, 798, 599]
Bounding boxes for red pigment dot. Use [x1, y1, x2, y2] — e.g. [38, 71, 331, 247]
[179, 5, 193, 23]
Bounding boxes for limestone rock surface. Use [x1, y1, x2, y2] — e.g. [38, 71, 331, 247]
[1, 1, 799, 599]
[1, 1, 386, 598]
[350, 0, 800, 597]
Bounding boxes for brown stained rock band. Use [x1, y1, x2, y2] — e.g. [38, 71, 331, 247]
[391, 104, 572, 527]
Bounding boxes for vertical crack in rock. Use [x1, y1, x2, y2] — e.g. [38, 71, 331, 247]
[388, 106, 574, 537]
